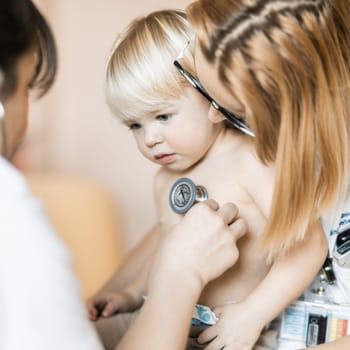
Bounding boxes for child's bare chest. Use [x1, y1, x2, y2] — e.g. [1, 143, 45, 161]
[156, 168, 271, 308]
[157, 164, 249, 232]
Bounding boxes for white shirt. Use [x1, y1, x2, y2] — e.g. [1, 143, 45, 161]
[0, 156, 103, 350]
[321, 189, 350, 304]
[277, 190, 350, 349]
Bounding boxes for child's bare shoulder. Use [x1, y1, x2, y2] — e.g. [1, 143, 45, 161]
[153, 167, 178, 196]
[152, 168, 184, 230]
[152, 168, 182, 212]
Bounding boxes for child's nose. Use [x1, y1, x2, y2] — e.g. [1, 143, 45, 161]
[144, 127, 162, 147]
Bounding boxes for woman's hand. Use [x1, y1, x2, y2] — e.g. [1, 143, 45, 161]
[197, 301, 266, 350]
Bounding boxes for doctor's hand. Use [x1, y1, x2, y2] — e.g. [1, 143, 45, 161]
[148, 200, 247, 295]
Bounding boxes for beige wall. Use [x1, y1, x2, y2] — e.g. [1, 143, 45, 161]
[27, 0, 191, 252]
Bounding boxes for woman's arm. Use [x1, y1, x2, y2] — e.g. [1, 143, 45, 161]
[244, 220, 328, 327]
[300, 336, 350, 349]
[116, 270, 202, 350]
[87, 225, 161, 320]
[197, 221, 328, 349]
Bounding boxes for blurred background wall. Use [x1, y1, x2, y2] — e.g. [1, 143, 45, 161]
[24, 0, 192, 254]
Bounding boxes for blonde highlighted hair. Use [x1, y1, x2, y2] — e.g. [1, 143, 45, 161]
[188, 0, 350, 259]
[105, 9, 195, 122]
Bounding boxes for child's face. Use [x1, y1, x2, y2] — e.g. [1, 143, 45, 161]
[124, 87, 223, 172]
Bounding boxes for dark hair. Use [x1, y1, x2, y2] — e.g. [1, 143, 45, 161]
[0, 0, 57, 98]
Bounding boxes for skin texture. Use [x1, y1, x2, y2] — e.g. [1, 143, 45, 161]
[116, 200, 247, 350]
[124, 88, 222, 172]
[1, 51, 36, 158]
[89, 59, 326, 350]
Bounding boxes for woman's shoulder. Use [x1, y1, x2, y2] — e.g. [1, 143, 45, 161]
[0, 156, 31, 207]
[0, 157, 68, 255]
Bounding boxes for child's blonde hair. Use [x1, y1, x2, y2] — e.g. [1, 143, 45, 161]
[105, 9, 195, 122]
[188, 0, 350, 260]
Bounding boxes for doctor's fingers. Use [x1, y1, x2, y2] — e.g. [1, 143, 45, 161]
[216, 202, 240, 225]
[203, 198, 220, 211]
[209, 201, 247, 241]
[229, 217, 247, 241]
[220, 218, 247, 268]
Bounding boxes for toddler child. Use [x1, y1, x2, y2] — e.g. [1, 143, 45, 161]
[87, 9, 327, 350]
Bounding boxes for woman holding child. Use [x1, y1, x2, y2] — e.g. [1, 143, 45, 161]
[93, 0, 350, 349]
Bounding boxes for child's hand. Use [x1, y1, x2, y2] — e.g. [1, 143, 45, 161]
[197, 301, 265, 350]
[86, 290, 143, 321]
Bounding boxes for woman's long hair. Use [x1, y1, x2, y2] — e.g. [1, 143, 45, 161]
[188, 0, 350, 260]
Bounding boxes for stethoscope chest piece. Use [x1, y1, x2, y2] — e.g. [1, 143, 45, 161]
[169, 177, 208, 214]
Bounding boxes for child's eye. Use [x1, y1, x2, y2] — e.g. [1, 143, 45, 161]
[128, 123, 142, 130]
[156, 114, 172, 122]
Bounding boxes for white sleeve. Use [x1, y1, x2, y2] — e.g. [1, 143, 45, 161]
[0, 187, 103, 350]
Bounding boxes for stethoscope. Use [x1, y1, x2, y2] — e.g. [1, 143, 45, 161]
[169, 177, 208, 214]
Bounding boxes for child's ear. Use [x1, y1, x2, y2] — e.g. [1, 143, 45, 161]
[208, 106, 226, 124]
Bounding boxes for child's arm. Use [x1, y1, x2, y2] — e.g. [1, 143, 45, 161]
[87, 169, 168, 320]
[87, 261, 150, 320]
[87, 224, 161, 320]
[197, 220, 328, 350]
[100, 224, 161, 292]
